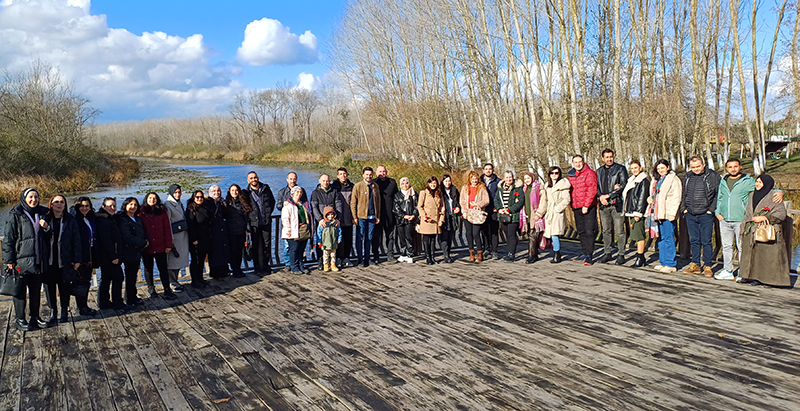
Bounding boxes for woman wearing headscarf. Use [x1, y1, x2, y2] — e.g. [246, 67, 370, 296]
[439, 174, 460, 263]
[67, 197, 99, 315]
[117, 197, 147, 305]
[520, 172, 547, 264]
[3, 188, 50, 331]
[165, 184, 190, 292]
[42, 195, 82, 325]
[281, 186, 312, 274]
[207, 184, 230, 279]
[738, 175, 790, 286]
[140, 192, 177, 299]
[393, 177, 419, 263]
[418, 176, 445, 265]
[226, 184, 257, 277]
[186, 190, 211, 287]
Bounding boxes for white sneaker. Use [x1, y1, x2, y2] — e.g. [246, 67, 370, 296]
[654, 265, 664, 271]
[659, 266, 677, 273]
[714, 270, 735, 281]
[398, 256, 408, 263]
[406, 257, 414, 264]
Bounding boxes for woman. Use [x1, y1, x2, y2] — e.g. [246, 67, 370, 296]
[118, 197, 147, 306]
[226, 184, 257, 277]
[439, 174, 460, 263]
[495, 171, 525, 262]
[459, 170, 490, 262]
[521, 172, 547, 264]
[186, 190, 211, 287]
[3, 188, 49, 331]
[42, 195, 83, 325]
[544, 167, 571, 263]
[418, 176, 445, 265]
[165, 184, 190, 292]
[68, 197, 100, 315]
[647, 160, 682, 274]
[281, 186, 312, 274]
[622, 160, 651, 268]
[738, 175, 790, 286]
[139, 192, 177, 299]
[393, 177, 418, 263]
[207, 185, 230, 279]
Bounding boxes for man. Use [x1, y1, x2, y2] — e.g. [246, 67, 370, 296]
[276, 172, 308, 270]
[331, 167, 355, 267]
[246, 171, 276, 275]
[95, 198, 125, 309]
[481, 163, 501, 259]
[350, 166, 381, 267]
[568, 155, 598, 265]
[372, 165, 398, 263]
[311, 174, 343, 270]
[596, 149, 629, 265]
[714, 159, 783, 280]
[680, 156, 721, 277]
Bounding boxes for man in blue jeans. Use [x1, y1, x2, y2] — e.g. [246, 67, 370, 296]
[350, 167, 381, 267]
[680, 156, 721, 277]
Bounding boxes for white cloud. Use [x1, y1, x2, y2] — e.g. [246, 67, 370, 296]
[0, 0, 240, 120]
[296, 72, 319, 90]
[237, 18, 319, 66]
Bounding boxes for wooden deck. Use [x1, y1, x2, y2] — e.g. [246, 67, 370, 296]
[0, 241, 798, 410]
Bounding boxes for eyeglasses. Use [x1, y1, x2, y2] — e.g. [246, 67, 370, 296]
[80, 204, 91, 208]
[550, 172, 560, 175]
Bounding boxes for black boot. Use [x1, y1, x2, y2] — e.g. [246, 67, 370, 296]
[600, 253, 613, 263]
[615, 254, 626, 265]
[631, 253, 646, 268]
[550, 251, 562, 264]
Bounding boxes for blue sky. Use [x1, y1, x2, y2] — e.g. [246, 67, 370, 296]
[0, 0, 347, 122]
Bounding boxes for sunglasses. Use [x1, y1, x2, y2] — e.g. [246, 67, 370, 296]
[194, 195, 204, 199]
[52, 200, 65, 204]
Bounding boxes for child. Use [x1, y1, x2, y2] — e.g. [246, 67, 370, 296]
[316, 206, 342, 271]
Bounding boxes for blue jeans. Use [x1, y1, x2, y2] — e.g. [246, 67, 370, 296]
[280, 238, 290, 265]
[287, 239, 308, 272]
[356, 218, 376, 261]
[686, 213, 714, 266]
[657, 220, 677, 267]
[552, 235, 561, 252]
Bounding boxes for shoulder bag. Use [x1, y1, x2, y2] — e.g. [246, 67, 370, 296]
[171, 219, 188, 234]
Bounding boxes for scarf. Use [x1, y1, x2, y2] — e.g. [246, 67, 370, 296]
[520, 181, 543, 232]
[401, 187, 416, 200]
[752, 174, 774, 211]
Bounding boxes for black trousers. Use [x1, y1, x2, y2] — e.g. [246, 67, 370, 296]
[481, 218, 499, 254]
[142, 252, 170, 294]
[464, 221, 482, 251]
[337, 225, 354, 260]
[372, 220, 396, 259]
[251, 223, 272, 271]
[189, 243, 208, 284]
[122, 259, 140, 304]
[573, 206, 598, 258]
[229, 233, 246, 275]
[439, 228, 455, 258]
[396, 223, 415, 257]
[422, 234, 436, 261]
[13, 273, 42, 320]
[501, 221, 519, 256]
[98, 263, 123, 307]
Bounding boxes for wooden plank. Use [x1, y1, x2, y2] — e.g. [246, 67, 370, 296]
[0, 304, 22, 411]
[39, 323, 68, 411]
[18, 326, 45, 410]
[71, 314, 129, 411]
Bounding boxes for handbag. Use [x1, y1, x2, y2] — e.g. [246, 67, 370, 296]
[297, 223, 311, 241]
[0, 267, 21, 296]
[171, 219, 188, 234]
[754, 222, 776, 243]
[498, 213, 512, 224]
[465, 207, 487, 225]
[538, 234, 552, 250]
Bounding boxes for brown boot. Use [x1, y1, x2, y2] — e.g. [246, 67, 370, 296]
[476, 251, 483, 262]
[469, 250, 476, 261]
[682, 262, 701, 275]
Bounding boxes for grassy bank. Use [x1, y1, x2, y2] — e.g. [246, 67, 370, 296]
[0, 156, 140, 205]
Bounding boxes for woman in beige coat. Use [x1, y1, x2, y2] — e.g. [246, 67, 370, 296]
[459, 170, 490, 261]
[418, 176, 445, 265]
[543, 166, 571, 263]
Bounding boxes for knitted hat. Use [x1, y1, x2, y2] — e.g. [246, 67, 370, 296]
[323, 206, 337, 218]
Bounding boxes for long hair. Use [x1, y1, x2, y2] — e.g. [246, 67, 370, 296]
[546, 166, 563, 188]
[121, 197, 140, 215]
[186, 190, 205, 211]
[141, 192, 166, 215]
[464, 170, 485, 189]
[426, 176, 441, 197]
[71, 196, 96, 220]
[652, 159, 671, 182]
[226, 183, 253, 213]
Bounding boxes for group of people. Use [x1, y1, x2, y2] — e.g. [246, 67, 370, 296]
[2, 156, 791, 331]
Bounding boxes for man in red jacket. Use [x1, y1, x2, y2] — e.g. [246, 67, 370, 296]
[568, 155, 598, 265]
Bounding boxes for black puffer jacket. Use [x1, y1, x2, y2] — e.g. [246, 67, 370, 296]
[2, 204, 50, 275]
[245, 182, 276, 226]
[623, 176, 651, 217]
[116, 212, 148, 264]
[310, 185, 344, 223]
[597, 162, 629, 211]
[393, 191, 419, 226]
[69, 211, 94, 265]
[681, 167, 721, 215]
[94, 208, 122, 265]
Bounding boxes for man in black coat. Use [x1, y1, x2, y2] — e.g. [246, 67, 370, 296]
[246, 171, 276, 275]
[95, 198, 125, 309]
[596, 149, 629, 265]
[680, 156, 721, 277]
[372, 165, 398, 263]
[481, 163, 501, 259]
[331, 167, 355, 267]
[311, 174, 344, 269]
